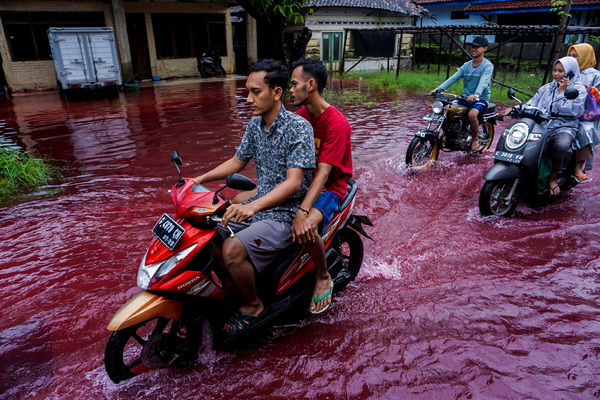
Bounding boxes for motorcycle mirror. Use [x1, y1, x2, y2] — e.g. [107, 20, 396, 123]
[507, 87, 522, 104]
[171, 150, 183, 165]
[171, 150, 184, 188]
[564, 87, 579, 100]
[226, 173, 256, 191]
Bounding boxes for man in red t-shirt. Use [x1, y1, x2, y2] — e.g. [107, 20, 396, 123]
[290, 58, 352, 314]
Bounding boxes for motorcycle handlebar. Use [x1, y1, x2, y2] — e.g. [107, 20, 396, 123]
[549, 112, 577, 120]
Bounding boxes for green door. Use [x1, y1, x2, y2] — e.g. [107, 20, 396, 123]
[322, 32, 342, 72]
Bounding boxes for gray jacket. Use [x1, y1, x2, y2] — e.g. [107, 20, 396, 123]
[526, 57, 587, 133]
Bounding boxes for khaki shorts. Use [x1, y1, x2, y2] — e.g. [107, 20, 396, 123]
[217, 219, 293, 272]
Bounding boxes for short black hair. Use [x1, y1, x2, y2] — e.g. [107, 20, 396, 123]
[247, 59, 289, 92]
[292, 58, 328, 94]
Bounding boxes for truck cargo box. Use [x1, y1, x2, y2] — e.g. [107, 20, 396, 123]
[48, 27, 121, 97]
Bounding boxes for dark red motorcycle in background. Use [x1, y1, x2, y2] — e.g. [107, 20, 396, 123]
[104, 151, 372, 383]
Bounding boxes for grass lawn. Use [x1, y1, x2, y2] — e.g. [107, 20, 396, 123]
[336, 67, 544, 103]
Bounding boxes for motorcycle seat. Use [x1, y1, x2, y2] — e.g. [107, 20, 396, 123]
[339, 179, 357, 211]
[258, 179, 357, 299]
[484, 103, 496, 114]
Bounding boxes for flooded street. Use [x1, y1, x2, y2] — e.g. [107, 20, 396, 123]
[1, 77, 600, 399]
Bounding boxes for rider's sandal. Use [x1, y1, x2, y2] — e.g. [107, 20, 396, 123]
[223, 309, 262, 336]
[309, 279, 334, 315]
[549, 185, 561, 197]
[575, 173, 590, 184]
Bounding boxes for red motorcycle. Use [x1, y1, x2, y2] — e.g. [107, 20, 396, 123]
[104, 151, 372, 383]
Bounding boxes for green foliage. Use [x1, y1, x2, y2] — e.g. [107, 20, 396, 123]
[589, 35, 600, 44]
[550, 0, 572, 21]
[0, 145, 59, 203]
[246, 0, 308, 24]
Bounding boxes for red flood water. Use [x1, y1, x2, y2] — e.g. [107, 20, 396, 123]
[1, 78, 600, 399]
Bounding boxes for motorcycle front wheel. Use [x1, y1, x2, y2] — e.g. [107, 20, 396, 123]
[104, 316, 192, 383]
[406, 137, 439, 170]
[479, 179, 518, 217]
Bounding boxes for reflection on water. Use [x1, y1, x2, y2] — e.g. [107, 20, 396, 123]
[1, 78, 600, 399]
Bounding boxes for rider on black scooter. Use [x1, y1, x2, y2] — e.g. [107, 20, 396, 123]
[503, 56, 587, 196]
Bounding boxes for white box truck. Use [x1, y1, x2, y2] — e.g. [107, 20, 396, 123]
[48, 27, 121, 98]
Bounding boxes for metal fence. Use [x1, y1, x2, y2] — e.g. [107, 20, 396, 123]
[341, 25, 600, 90]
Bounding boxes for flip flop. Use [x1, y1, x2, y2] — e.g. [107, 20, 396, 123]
[309, 279, 334, 315]
[468, 144, 482, 156]
[223, 309, 262, 336]
[549, 184, 561, 197]
[575, 173, 590, 184]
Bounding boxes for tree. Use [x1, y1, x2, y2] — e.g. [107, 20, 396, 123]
[550, 0, 573, 66]
[236, 0, 309, 63]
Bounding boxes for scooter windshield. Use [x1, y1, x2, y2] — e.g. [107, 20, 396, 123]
[191, 184, 211, 193]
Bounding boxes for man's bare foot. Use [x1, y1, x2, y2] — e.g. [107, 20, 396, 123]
[310, 275, 333, 314]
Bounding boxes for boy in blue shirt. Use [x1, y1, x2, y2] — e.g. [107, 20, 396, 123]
[430, 36, 494, 154]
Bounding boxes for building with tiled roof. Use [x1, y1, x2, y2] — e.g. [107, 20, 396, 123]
[309, 0, 425, 16]
[413, 0, 600, 30]
[464, 0, 600, 14]
[283, 0, 428, 72]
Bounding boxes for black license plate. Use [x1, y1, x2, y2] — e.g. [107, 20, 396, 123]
[494, 151, 524, 164]
[152, 214, 185, 250]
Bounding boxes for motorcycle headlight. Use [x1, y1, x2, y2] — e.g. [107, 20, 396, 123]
[137, 244, 197, 289]
[431, 100, 444, 115]
[505, 122, 529, 150]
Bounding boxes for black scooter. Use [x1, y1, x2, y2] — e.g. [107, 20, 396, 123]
[478, 87, 580, 217]
[197, 50, 226, 78]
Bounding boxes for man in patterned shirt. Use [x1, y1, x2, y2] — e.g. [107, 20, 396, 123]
[192, 59, 315, 334]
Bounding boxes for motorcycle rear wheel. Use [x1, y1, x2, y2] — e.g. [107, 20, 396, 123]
[478, 121, 495, 153]
[200, 65, 215, 78]
[332, 228, 364, 292]
[479, 179, 518, 217]
[104, 317, 189, 383]
[406, 137, 439, 170]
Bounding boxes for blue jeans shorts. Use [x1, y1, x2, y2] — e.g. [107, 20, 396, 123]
[312, 191, 342, 232]
[458, 98, 488, 115]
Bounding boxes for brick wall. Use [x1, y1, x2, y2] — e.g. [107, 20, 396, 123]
[0, 0, 235, 92]
[7, 61, 57, 92]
